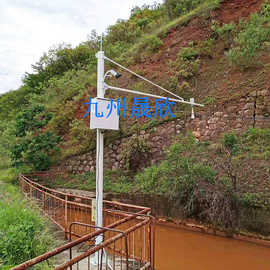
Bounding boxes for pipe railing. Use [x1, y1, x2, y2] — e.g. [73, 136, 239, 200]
[12, 172, 155, 270]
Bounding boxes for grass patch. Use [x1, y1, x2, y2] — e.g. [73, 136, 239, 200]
[0, 176, 59, 268]
[47, 170, 133, 194]
[119, 0, 223, 62]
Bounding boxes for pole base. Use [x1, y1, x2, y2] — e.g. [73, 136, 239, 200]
[90, 251, 108, 266]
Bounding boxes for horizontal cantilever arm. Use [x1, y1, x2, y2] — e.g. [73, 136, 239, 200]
[105, 56, 184, 101]
[105, 84, 204, 107]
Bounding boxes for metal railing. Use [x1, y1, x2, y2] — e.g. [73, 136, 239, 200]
[12, 172, 155, 270]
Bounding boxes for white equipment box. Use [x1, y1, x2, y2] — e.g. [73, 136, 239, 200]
[90, 97, 119, 130]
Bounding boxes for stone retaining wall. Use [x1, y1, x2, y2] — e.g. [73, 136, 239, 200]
[58, 90, 270, 174]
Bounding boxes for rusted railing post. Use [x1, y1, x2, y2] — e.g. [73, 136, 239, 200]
[148, 221, 151, 265]
[15, 172, 155, 270]
[42, 188, 45, 210]
[65, 195, 68, 239]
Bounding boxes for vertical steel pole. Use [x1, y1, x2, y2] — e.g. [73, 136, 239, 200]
[95, 50, 105, 264]
[190, 98, 195, 119]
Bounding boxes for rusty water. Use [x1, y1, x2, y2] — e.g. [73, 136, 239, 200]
[66, 207, 270, 270]
[21, 175, 270, 270]
[155, 223, 270, 270]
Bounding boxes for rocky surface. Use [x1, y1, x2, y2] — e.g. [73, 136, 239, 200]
[58, 88, 270, 174]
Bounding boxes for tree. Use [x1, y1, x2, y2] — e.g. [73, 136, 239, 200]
[11, 104, 61, 171]
[23, 43, 96, 89]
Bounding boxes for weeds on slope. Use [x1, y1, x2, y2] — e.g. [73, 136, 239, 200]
[0, 180, 59, 269]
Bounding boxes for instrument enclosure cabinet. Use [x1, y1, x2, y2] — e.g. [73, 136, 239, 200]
[90, 97, 119, 130]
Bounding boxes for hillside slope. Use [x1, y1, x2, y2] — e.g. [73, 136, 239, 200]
[0, 0, 270, 231]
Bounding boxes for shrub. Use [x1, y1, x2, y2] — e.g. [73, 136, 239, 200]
[213, 22, 235, 36]
[179, 81, 191, 92]
[63, 119, 96, 156]
[193, 163, 217, 184]
[141, 35, 163, 52]
[45, 68, 95, 106]
[14, 103, 51, 137]
[105, 41, 130, 58]
[142, 118, 159, 130]
[130, 3, 164, 23]
[135, 133, 214, 197]
[135, 133, 243, 229]
[11, 104, 61, 171]
[178, 43, 199, 60]
[25, 152, 52, 171]
[122, 137, 152, 175]
[198, 38, 215, 57]
[176, 82, 192, 100]
[48, 102, 75, 135]
[0, 168, 19, 184]
[242, 128, 270, 156]
[240, 192, 270, 207]
[203, 96, 216, 105]
[161, 76, 192, 100]
[199, 177, 242, 229]
[211, 21, 235, 50]
[106, 2, 165, 47]
[178, 39, 215, 60]
[164, 0, 204, 19]
[162, 76, 179, 91]
[241, 193, 261, 207]
[106, 20, 141, 44]
[0, 122, 15, 169]
[174, 58, 201, 78]
[227, 3, 270, 70]
[23, 43, 96, 89]
[137, 18, 150, 28]
[223, 133, 238, 150]
[227, 47, 256, 70]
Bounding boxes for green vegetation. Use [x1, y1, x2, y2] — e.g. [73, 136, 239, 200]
[109, 0, 223, 62]
[134, 133, 240, 228]
[227, 2, 270, 69]
[142, 118, 160, 130]
[0, 167, 22, 185]
[47, 170, 133, 194]
[134, 129, 270, 228]
[173, 57, 201, 79]
[223, 132, 238, 149]
[43, 129, 270, 230]
[198, 38, 215, 57]
[210, 2, 270, 70]
[177, 39, 215, 60]
[11, 104, 61, 171]
[212, 22, 235, 36]
[0, 0, 227, 171]
[211, 21, 235, 50]
[0, 181, 57, 269]
[178, 42, 199, 60]
[164, 0, 205, 19]
[203, 96, 216, 105]
[122, 137, 152, 175]
[0, 0, 270, 236]
[140, 35, 163, 52]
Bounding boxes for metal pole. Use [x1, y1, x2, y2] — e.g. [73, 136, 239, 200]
[94, 50, 105, 264]
[190, 98, 195, 119]
[106, 85, 204, 107]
